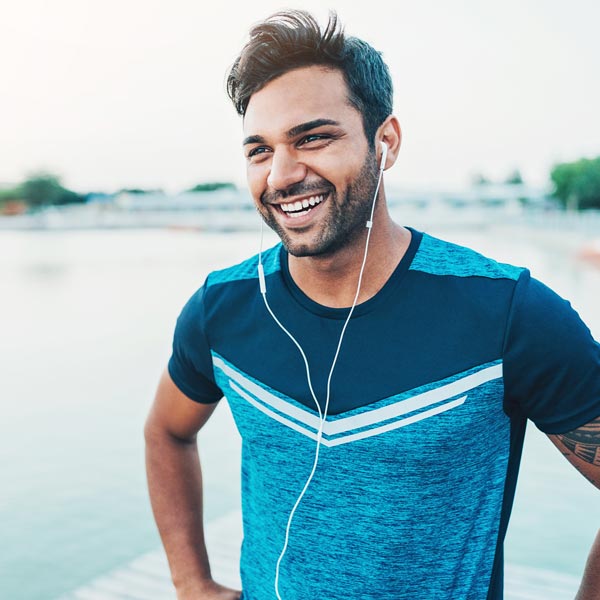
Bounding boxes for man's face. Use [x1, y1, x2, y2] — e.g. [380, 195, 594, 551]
[243, 66, 378, 258]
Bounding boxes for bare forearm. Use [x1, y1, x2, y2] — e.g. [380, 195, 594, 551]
[145, 428, 213, 596]
[576, 530, 600, 600]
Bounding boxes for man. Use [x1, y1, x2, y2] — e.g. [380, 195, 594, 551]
[145, 10, 600, 599]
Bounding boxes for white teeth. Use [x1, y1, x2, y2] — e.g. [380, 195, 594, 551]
[289, 209, 311, 218]
[279, 193, 327, 213]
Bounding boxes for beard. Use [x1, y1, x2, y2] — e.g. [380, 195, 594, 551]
[258, 150, 380, 258]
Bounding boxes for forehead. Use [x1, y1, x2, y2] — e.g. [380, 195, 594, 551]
[243, 66, 361, 138]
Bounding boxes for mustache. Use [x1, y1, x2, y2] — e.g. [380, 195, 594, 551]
[261, 179, 334, 204]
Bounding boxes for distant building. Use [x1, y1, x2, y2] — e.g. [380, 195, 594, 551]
[114, 189, 254, 212]
[386, 183, 553, 211]
[86, 192, 117, 204]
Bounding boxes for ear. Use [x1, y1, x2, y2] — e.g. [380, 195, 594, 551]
[376, 116, 401, 171]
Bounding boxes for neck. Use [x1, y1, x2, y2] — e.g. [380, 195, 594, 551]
[287, 207, 411, 308]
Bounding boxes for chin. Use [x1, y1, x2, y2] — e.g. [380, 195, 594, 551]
[284, 244, 322, 258]
[261, 207, 361, 258]
[281, 234, 347, 258]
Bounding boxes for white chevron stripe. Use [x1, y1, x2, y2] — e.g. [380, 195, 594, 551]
[214, 356, 322, 430]
[327, 363, 501, 434]
[229, 380, 466, 446]
[214, 355, 502, 436]
[325, 396, 467, 446]
[229, 381, 320, 442]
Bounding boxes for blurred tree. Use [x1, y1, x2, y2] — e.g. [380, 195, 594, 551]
[505, 169, 524, 185]
[551, 157, 600, 210]
[20, 173, 63, 207]
[55, 188, 84, 205]
[0, 187, 21, 202]
[471, 173, 491, 186]
[118, 188, 163, 195]
[20, 172, 83, 208]
[188, 182, 236, 192]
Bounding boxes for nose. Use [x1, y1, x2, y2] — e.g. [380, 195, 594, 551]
[266, 147, 307, 192]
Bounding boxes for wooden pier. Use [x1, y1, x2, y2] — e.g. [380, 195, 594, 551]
[59, 512, 242, 600]
[60, 510, 579, 599]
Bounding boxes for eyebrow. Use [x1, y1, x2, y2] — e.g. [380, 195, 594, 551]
[243, 134, 266, 146]
[243, 118, 341, 146]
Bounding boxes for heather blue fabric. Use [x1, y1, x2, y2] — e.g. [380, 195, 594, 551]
[168, 229, 600, 599]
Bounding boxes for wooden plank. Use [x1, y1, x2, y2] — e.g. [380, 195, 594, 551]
[60, 511, 242, 600]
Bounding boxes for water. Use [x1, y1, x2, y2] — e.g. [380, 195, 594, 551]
[0, 230, 249, 599]
[1, 223, 599, 599]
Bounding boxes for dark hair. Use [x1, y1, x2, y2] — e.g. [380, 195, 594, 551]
[226, 10, 393, 148]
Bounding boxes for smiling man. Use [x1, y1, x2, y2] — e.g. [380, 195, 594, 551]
[145, 10, 600, 600]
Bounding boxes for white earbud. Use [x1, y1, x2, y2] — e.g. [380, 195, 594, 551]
[379, 141, 388, 171]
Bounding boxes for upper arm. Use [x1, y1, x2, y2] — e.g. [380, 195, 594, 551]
[145, 368, 222, 442]
[503, 272, 600, 432]
[547, 415, 600, 489]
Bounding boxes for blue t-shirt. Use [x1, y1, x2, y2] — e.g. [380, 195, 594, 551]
[168, 229, 600, 599]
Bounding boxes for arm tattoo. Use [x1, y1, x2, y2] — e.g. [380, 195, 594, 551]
[555, 416, 600, 466]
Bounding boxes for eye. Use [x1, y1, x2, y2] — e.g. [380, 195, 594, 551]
[247, 146, 271, 159]
[298, 134, 330, 146]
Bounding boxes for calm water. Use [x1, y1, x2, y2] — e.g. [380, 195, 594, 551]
[1, 223, 599, 599]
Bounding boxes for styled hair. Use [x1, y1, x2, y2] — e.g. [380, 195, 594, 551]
[226, 10, 393, 148]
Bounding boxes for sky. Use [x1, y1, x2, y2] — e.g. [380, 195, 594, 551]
[1, 0, 600, 193]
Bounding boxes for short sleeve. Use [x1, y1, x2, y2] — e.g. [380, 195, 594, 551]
[503, 269, 600, 434]
[168, 284, 223, 404]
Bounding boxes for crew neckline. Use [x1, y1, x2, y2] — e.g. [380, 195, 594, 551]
[279, 227, 423, 319]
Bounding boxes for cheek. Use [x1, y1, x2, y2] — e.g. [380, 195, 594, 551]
[246, 164, 268, 202]
[315, 155, 364, 186]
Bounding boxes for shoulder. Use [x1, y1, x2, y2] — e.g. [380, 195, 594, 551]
[175, 244, 281, 324]
[205, 243, 282, 289]
[409, 233, 524, 281]
[503, 270, 600, 432]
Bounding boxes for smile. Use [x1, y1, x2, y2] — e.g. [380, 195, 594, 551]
[278, 194, 326, 219]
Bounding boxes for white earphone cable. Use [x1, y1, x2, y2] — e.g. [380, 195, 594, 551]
[258, 149, 386, 600]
